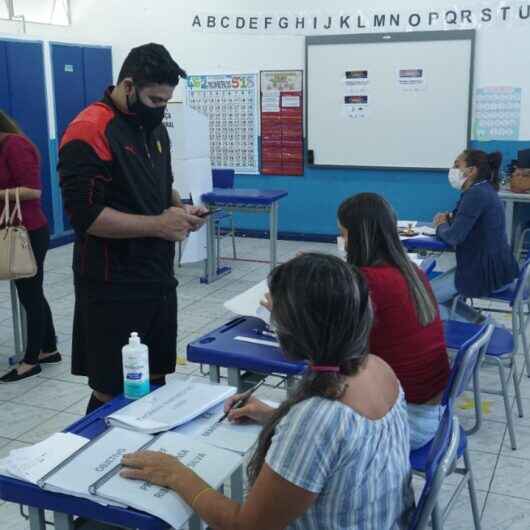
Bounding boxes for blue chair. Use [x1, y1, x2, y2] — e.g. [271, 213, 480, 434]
[409, 412, 460, 530]
[411, 323, 494, 530]
[419, 257, 437, 277]
[473, 258, 530, 378]
[212, 169, 237, 264]
[444, 317, 524, 450]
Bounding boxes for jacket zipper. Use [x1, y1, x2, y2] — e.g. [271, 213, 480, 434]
[141, 126, 155, 169]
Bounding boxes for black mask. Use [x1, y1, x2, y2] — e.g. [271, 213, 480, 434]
[127, 89, 166, 131]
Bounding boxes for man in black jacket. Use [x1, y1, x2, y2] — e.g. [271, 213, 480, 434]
[58, 43, 206, 413]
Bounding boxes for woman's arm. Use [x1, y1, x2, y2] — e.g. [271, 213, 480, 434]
[121, 452, 316, 530]
[436, 188, 484, 246]
[0, 187, 42, 201]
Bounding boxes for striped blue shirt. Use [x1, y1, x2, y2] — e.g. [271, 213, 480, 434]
[265, 389, 414, 530]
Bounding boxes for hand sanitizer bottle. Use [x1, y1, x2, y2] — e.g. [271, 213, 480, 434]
[122, 332, 150, 400]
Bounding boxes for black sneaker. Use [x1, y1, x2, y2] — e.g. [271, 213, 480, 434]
[0, 365, 42, 383]
[39, 352, 62, 364]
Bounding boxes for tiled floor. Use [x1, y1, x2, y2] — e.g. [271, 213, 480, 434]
[0, 237, 529, 529]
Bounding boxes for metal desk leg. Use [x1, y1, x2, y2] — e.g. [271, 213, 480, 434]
[209, 365, 220, 384]
[286, 376, 298, 398]
[227, 367, 243, 391]
[53, 512, 74, 530]
[269, 202, 279, 269]
[10, 280, 26, 365]
[230, 465, 244, 504]
[27, 506, 46, 530]
[206, 210, 217, 283]
[504, 199, 515, 247]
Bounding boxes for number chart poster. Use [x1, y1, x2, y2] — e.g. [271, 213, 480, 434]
[186, 74, 259, 174]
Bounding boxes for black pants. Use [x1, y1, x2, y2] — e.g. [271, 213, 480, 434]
[14, 225, 57, 365]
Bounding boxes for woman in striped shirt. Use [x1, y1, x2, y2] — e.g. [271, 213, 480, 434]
[120, 254, 414, 530]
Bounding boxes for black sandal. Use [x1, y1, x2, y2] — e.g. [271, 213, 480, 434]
[0, 365, 42, 383]
[39, 352, 62, 364]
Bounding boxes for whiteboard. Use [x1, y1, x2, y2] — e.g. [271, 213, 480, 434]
[306, 31, 474, 170]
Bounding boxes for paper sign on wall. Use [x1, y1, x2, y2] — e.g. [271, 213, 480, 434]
[398, 68, 426, 92]
[473, 86, 522, 141]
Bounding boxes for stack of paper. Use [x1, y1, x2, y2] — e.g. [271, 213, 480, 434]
[0, 433, 89, 485]
[106, 379, 237, 434]
[40, 428, 153, 506]
[224, 279, 271, 324]
[91, 432, 241, 530]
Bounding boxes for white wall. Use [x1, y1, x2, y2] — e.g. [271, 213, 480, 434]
[1, 0, 530, 136]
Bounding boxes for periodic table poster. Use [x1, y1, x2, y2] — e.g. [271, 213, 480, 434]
[186, 74, 259, 174]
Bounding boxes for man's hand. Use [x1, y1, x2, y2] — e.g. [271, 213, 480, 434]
[183, 205, 208, 232]
[156, 207, 196, 241]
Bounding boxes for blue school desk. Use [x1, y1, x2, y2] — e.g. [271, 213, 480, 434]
[0, 391, 243, 530]
[187, 316, 305, 393]
[201, 188, 288, 284]
[401, 235, 451, 253]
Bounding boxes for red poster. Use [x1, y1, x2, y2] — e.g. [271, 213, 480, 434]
[260, 71, 304, 176]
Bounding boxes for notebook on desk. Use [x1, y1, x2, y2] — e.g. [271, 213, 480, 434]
[90, 431, 241, 530]
[106, 378, 237, 434]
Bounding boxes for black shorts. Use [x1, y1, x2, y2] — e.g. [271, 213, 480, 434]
[72, 283, 177, 395]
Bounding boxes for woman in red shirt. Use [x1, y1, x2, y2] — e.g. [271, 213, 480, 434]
[0, 110, 60, 382]
[338, 192, 450, 449]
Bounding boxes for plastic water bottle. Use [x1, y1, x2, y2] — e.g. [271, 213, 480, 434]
[122, 332, 150, 400]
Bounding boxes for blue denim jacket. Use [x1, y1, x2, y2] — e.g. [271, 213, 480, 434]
[436, 181, 519, 297]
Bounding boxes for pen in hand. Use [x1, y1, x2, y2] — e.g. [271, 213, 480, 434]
[217, 379, 267, 424]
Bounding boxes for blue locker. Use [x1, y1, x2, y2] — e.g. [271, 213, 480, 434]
[0, 39, 54, 229]
[83, 46, 113, 105]
[0, 43, 10, 114]
[52, 43, 112, 232]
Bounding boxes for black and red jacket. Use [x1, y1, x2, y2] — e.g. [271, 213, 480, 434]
[58, 88, 176, 289]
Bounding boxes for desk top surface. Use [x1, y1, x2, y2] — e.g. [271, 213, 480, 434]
[499, 190, 530, 202]
[401, 235, 450, 251]
[0, 395, 168, 529]
[202, 188, 288, 205]
[187, 317, 306, 375]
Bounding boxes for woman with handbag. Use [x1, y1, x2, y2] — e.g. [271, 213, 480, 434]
[0, 110, 60, 382]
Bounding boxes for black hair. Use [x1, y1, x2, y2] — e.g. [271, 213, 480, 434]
[247, 253, 373, 484]
[462, 149, 503, 191]
[337, 193, 437, 326]
[117, 43, 187, 88]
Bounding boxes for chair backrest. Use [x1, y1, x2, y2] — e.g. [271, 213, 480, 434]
[442, 323, 494, 408]
[409, 412, 460, 530]
[419, 257, 436, 276]
[212, 169, 235, 189]
[511, 258, 530, 309]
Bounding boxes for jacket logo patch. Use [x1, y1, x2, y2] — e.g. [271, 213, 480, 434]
[124, 144, 137, 156]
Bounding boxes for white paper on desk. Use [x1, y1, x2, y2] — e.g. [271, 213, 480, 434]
[106, 379, 237, 434]
[224, 279, 271, 324]
[416, 225, 436, 236]
[93, 432, 241, 530]
[0, 433, 89, 485]
[397, 220, 418, 228]
[41, 427, 152, 506]
[176, 402, 262, 454]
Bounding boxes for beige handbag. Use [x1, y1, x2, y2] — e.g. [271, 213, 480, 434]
[0, 188, 37, 280]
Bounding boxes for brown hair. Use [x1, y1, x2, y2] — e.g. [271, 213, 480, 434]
[246, 254, 373, 484]
[0, 110, 22, 135]
[461, 149, 502, 191]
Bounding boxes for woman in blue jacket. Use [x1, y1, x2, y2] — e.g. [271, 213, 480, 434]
[432, 149, 519, 320]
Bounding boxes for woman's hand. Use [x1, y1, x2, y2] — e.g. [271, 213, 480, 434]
[260, 292, 272, 311]
[433, 212, 449, 227]
[224, 395, 275, 425]
[120, 451, 185, 488]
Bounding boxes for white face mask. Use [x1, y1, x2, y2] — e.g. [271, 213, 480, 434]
[337, 236, 346, 259]
[448, 168, 466, 190]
